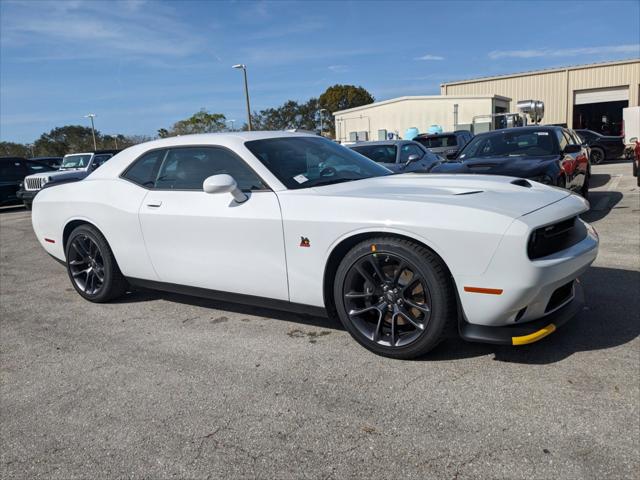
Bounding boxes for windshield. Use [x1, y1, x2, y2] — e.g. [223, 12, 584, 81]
[416, 135, 457, 148]
[351, 145, 397, 164]
[245, 137, 391, 189]
[458, 130, 558, 159]
[60, 154, 92, 169]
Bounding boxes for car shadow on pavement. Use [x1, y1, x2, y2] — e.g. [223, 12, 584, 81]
[428, 266, 640, 364]
[588, 173, 611, 189]
[114, 288, 344, 330]
[118, 267, 638, 365]
[581, 191, 623, 223]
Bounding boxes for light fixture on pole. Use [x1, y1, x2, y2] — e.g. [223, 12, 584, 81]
[318, 108, 328, 136]
[84, 114, 98, 150]
[232, 64, 252, 131]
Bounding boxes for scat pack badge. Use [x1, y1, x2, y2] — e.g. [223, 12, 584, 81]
[299, 236, 311, 248]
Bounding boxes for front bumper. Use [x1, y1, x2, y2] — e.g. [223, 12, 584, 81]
[16, 188, 38, 205]
[459, 281, 584, 345]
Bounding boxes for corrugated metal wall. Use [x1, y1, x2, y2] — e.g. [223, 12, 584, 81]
[441, 60, 640, 127]
[334, 97, 496, 142]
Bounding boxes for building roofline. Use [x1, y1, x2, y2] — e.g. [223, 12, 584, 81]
[333, 94, 512, 116]
[440, 58, 640, 87]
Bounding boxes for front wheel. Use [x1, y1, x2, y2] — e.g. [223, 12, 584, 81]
[333, 237, 456, 359]
[65, 224, 127, 303]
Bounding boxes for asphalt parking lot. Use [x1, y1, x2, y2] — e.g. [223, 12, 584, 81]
[1, 161, 638, 479]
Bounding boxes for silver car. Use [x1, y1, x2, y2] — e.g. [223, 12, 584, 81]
[347, 140, 441, 173]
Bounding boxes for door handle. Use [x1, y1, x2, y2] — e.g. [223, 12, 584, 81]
[146, 200, 162, 207]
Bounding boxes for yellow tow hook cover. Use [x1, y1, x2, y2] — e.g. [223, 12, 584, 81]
[512, 324, 557, 346]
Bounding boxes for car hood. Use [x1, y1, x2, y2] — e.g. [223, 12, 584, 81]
[311, 173, 570, 218]
[430, 155, 558, 177]
[25, 168, 89, 181]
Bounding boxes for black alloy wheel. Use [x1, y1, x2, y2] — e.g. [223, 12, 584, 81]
[590, 148, 605, 165]
[68, 234, 105, 295]
[65, 224, 127, 302]
[343, 251, 432, 347]
[334, 237, 455, 359]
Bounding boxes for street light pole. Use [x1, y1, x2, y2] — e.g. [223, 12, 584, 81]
[318, 108, 328, 136]
[232, 64, 252, 131]
[84, 114, 97, 150]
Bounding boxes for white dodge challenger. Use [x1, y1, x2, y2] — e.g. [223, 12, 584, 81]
[32, 132, 598, 358]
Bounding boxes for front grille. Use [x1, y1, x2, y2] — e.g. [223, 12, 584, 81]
[25, 177, 45, 191]
[545, 281, 574, 313]
[528, 216, 586, 259]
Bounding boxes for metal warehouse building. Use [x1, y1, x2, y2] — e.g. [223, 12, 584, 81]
[334, 94, 510, 142]
[440, 58, 640, 136]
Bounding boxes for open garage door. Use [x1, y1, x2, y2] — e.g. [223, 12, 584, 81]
[573, 87, 629, 135]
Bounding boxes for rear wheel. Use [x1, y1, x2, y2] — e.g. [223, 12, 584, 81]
[65, 224, 127, 303]
[590, 147, 605, 165]
[333, 237, 455, 359]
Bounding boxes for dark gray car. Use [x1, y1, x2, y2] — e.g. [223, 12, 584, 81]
[347, 140, 441, 173]
[413, 130, 473, 159]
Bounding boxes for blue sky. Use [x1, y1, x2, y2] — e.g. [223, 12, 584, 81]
[1, 0, 639, 143]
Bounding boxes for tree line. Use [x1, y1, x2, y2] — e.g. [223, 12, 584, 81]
[1, 84, 373, 158]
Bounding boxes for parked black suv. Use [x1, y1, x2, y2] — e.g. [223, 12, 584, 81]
[413, 130, 473, 159]
[575, 129, 624, 164]
[0, 157, 56, 207]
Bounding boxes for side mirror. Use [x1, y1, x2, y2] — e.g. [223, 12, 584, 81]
[446, 151, 458, 160]
[203, 174, 248, 203]
[405, 153, 420, 166]
[563, 144, 582, 154]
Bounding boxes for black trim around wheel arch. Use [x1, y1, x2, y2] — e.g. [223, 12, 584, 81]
[126, 277, 328, 317]
[458, 282, 584, 345]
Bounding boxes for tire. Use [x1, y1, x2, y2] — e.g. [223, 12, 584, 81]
[590, 147, 605, 165]
[580, 172, 590, 199]
[333, 237, 456, 359]
[65, 224, 127, 303]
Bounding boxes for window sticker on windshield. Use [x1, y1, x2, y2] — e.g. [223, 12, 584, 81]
[535, 132, 549, 135]
[293, 174, 308, 184]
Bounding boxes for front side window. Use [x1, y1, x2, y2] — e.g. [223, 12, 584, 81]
[556, 130, 568, 150]
[155, 147, 266, 191]
[459, 130, 558, 159]
[245, 136, 391, 189]
[60, 154, 92, 169]
[351, 145, 397, 164]
[399, 144, 424, 162]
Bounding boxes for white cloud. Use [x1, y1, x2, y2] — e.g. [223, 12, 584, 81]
[328, 64, 349, 73]
[489, 44, 640, 59]
[414, 54, 444, 61]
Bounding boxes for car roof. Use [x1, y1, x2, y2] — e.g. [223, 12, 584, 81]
[0, 156, 27, 161]
[348, 140, 414, 147]
[473, 125, 561, 137]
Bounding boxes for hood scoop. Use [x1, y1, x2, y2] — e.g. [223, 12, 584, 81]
[510, 179, 532, 188]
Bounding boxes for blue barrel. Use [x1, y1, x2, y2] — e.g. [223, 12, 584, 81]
[404, 127, 419, 140]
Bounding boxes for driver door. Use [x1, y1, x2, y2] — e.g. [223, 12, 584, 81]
[136, 146, 289, 300]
